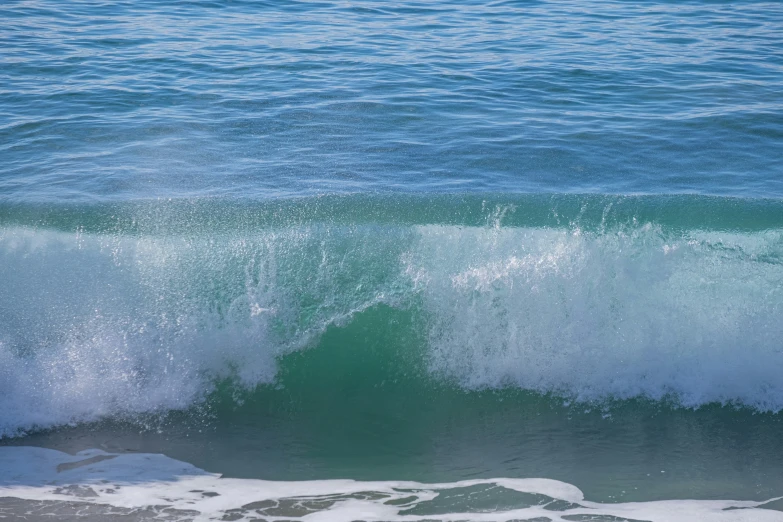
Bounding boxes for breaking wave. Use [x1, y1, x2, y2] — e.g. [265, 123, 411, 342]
[1, 195, 782, 437]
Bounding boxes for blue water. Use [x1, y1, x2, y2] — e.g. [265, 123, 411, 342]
[2, 0, 782, 200]
[3, 2, 783, 520]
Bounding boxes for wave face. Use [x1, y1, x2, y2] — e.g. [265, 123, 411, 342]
[1, 195, 783, 436]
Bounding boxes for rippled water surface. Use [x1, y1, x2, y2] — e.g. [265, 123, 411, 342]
[2, 0, 782, 199]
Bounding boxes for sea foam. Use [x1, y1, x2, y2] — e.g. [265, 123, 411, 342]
[410, 224, 783, 409]
[0, 446, 781, 522]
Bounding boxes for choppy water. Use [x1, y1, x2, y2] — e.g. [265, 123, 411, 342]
[2, 1, 783, 521]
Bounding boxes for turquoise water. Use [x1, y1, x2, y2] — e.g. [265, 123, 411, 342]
[2, 1, 783, 521]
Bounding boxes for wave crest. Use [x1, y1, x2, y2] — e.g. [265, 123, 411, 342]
[2, 203, 783, 436]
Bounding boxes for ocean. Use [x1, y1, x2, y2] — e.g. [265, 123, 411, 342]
[1, 1, 783, 520]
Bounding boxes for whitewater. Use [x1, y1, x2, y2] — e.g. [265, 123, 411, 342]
[2, 196, 783, 438]
[2, 447, 783, 522]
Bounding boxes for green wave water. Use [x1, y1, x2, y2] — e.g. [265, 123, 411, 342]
[2, 194, 783, 440]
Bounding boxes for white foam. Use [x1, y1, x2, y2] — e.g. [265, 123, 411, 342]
[2, 221, 783, 437]
[0, 225, 407, 437]
[408, 224, 783, 409]
[0, 447, 780, 522]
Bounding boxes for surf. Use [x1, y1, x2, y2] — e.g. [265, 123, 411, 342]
[1, 194, 782, 438]
[1, 446, 782, 522]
